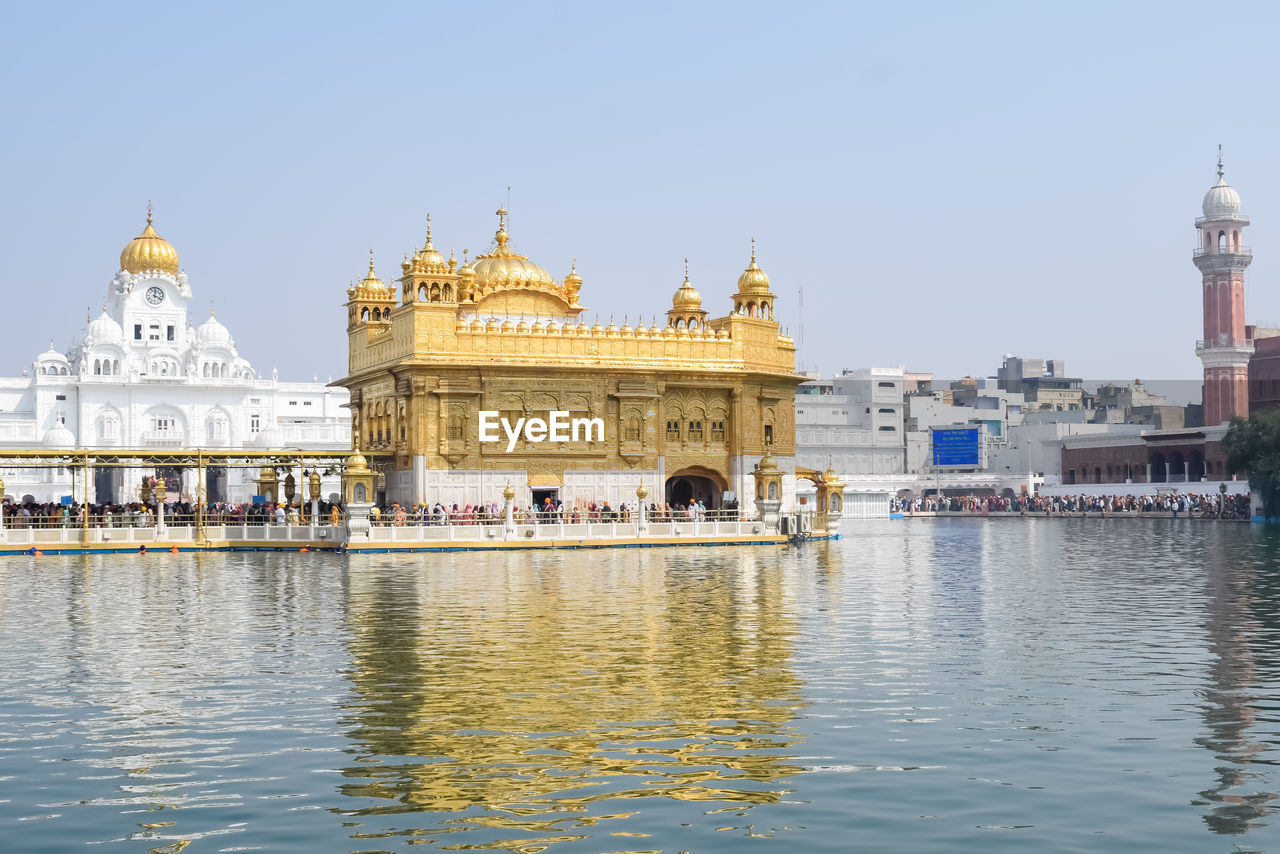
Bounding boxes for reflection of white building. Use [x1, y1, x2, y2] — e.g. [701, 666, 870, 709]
[0, 210, 350, 503]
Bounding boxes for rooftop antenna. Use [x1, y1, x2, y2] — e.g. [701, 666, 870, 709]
[798, 284, 806, 373]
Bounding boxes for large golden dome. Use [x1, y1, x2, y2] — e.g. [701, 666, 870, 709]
[471, 207, 555, 290]
[120, 207, 180, 276]
[736, 239, 771, 295]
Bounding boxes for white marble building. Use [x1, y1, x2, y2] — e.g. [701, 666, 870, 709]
[0, 211, 350, 503]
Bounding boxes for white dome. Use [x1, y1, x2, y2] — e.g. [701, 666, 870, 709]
[197, 313, 233, 348]
[43, 423, 76, 449]
[1202, 177, 1242, 221]
[37, 343, 67, 363]
[84, 310, 124, 347]
[255, 426, 284, 449]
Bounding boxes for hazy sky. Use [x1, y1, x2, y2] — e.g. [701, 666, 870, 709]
[3, 1, 1278, 387]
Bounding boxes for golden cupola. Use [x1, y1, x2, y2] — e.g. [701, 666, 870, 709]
[410, 215, 449, 275]
[668, 259, 708, 330]
[120, 205, 180, 276]
[735, 239, 771, 295]
[354, 251, 390, 298]
[732, 238, 776, 319]
[672, 265, 702, 311]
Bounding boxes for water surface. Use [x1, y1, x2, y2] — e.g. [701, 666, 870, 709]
[2, 519, 1279, 852]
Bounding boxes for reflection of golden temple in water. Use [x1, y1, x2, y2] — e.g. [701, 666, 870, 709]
[338, 551, 805, 846]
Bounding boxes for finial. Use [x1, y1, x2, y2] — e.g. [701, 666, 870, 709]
[496, 206, 507, 229]
[571, 257, 577, 273]
[146, 200, 153, 226]
[368, 249, 375, 276]
[463, 249, 469, 264]
[101, 302, 106, 314]
[751, 237, 756, 264]
[425, 213, 432, 245]
[684, 257, 689, 281]
[86, 306, 90, 323]
[210, 306, 215, 317]
[1218, 144, 1224, 180]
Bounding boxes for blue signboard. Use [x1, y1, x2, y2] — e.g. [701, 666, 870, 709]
[932, 427, 980, 467]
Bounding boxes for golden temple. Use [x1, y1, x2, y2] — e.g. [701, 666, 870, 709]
[337, 209, 802, 511]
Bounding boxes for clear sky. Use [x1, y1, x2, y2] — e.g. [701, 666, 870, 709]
[3, 1, 1278, 387]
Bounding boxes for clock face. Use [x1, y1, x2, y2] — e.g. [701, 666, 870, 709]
[145, 286, 165, 306]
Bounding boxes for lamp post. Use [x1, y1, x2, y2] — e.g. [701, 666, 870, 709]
[503, 480, 515, 538]
[636, 482, 649, 535]
[308, 468, 321, 526]
[155, 475, 167, 534]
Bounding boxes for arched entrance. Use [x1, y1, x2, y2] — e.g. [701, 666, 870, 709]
[665, 466, 727, 509]
[1150, 451, 1167, 483]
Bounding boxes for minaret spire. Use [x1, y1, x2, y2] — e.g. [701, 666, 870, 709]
[1218, 144, 1225, 181]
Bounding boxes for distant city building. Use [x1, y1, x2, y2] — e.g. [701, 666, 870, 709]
[1195, 152, 1253, 425]
[1059, 426, 1239, 486]
[1248, 325, 1280, 417]
[995, 356, 1084, 411]
[0, 211, 350, 503]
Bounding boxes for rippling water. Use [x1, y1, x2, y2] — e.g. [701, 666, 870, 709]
[2, 519, 1280, 852]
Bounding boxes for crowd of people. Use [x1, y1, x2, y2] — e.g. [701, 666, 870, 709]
[0, 498, 346, 529]
[367, 497, 742, 526]
[892, 491, 1253, 519]
[0, 495, 745, 529]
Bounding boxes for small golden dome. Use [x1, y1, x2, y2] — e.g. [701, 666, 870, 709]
[413, 215, 448, 273]
[823, 466, 839, 483]
[672, 261, 703, 311]
[358, 251, 387, 293]
[503, 480, 515, 501]
[516, 317, 530, 333]
[564, 259, 582, 287]
[591, 318, 604, 335]
[346, 448, 370, 474]
[736, 239, 771, 294]
[757, 448, 779, 473]
[605, 317, 619, 336]
[120, 206, 180, 275]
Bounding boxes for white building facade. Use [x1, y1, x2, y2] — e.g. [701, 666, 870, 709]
[0, 212, 350, 504]
[795, 367, 906, 476]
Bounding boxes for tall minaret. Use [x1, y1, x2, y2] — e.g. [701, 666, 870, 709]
[1194, 148, 1253, 425]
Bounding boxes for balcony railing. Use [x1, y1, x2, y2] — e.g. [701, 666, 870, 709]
[1193, 245, 1252, 259]
[1195, 337, 1254, 350]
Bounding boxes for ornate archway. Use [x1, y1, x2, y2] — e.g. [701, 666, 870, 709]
[665, 465, 727, 509]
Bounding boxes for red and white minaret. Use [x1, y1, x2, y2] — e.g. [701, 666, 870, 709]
[1194, 149, 1253, 425]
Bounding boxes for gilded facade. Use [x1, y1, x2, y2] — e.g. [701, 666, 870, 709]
[338, 210, 801, 510]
